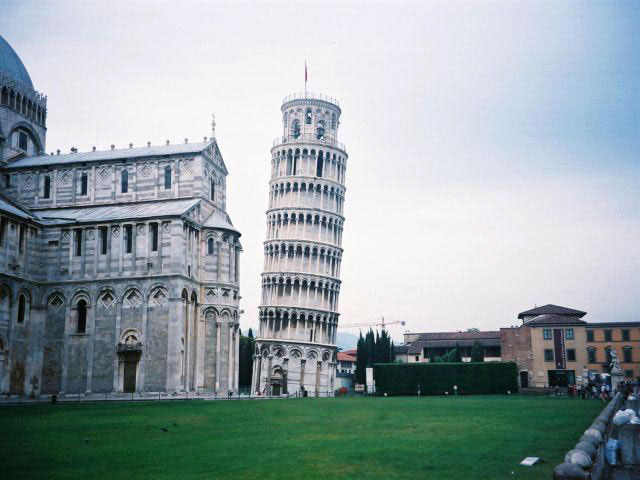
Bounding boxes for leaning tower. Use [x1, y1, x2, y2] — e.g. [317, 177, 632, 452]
[252, 93, 347, 397]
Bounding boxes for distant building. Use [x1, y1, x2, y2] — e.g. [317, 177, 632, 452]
[404, 331, 502, 363]
[393, 344, 409, 363]
[336, 351, 355, 390]
[502, 304, 640, 388]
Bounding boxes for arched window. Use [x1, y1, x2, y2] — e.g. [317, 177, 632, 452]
[77, 299, 87, 333]
[208, 237, 214, 255]
[121, 169, 128, 193]
[1, 88, 8, 105]
[305, 108, 312, 125]
[210, 179, 215, 201]
[164, 166, 172, 190]
[316, 152, 324, 177]
[316, 120, 325, 140]
[286, 152, 293, 176]
[80, 172, 88, 196]
[43, 175, 51, 199]
[17, 293, 26, 323]
[292, 119, 300, 139]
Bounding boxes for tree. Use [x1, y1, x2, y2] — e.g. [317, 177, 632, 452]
[238, 329, 256, 387]
[355, 332, 366, 384]
[453, 343, 463, 362]
[390, 340, 396, 362]
[470, 341, 484, 362]
[466, 328, 480, 332]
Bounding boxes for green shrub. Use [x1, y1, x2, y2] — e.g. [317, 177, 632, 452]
[373, 362, 518, 395]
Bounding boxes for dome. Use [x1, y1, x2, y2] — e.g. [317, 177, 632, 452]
[0, 35, 33, 89]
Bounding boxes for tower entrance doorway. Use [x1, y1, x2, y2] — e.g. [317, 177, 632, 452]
[519, 371, 529, 388]
[123, 358, 137, 393]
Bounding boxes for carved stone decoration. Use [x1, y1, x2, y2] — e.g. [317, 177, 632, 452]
[59, 170, 72, 185]
[137, 224, 146, 235]
[140, 163, 152, 178]
[112, 226, 120, 238]
[9, 223, 15, 232]
[24, 174, 34, 188]
[150, 288, 168, 307]
[162, 222, 171, 233]
[99, 166, 111, 184]
[87, 229, 95, 240]
[205, 288, 217, 302]
[49, 294, 64, 310]
[124, 290, 141, 308]
[62, 230, 70, 241]
[100, 291, 115, 309]
[181, 158, 193, 172]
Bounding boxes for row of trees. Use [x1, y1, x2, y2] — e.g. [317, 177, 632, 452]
[354, 329, 396, 384]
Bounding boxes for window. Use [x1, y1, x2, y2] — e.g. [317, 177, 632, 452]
[100, 227, 108, 255]
[316, 152, 324, 177]
[4, 174, 10, 188]
[164, 166, 172, 189]
[566, 328, 574, 340]
[124, 225, 133, 253]
[0, 218, 6, 247]
[587, 330, 594, 342]
[43, 175, 50, 199]
[605, 347, 613, 364]
[74, 229, 82, 256]
[604, 329, 612, 341]
[316, 120, 325, 140]
[305, 108, 312, 124]
[587, 347, 596, 363]
[18, 131, 28, 151]
[543, 328, 552, 340]
[624, 347, 632, 363]
[415, 355, 419, 362]
[622, 329, 630, 341]
[207, 238, 214, 255]
[17, 294, 26, 323]
[80, 172, 88, 195]
[18, 224, 26, 253]
[77, 300, 87, 334]
[544, 349, 554, 362]
[567, 349, 576, 362]
[331, 113, 336, 129]
[121, 169, 128, 193]
[625, 370, 634, 378]
[210, 179, 215, 201]
[286, 152, 293, 175]
[150, 223, 158, 252]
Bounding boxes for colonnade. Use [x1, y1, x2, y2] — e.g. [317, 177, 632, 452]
[263, 244, 341, 276]
[258, 312, 338, 345]
[260, 279, 340, 312]
[266, 212, 343, 244]
[272, 148, 346, 184]
[269, 181, 345, 214]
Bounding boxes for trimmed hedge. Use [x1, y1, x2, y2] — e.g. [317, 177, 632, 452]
[373, 362, 518, 396]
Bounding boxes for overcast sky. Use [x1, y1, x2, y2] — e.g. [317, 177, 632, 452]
[1, 0, 638, 341]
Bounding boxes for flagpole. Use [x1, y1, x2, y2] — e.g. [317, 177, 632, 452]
[304, 60, 307, 97]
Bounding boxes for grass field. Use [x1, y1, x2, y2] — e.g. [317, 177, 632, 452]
[0, 395, 604, 479]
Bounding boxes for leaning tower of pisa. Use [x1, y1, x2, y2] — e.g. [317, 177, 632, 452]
[252, 93, 347, 397]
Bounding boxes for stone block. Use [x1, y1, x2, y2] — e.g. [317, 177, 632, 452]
[553, 462, 589, 480]
[565, 449, 593, 469]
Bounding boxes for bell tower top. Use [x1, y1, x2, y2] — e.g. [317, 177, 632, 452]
[279, 92, 342, 146]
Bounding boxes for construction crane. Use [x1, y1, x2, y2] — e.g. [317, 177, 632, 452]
[338, 316, 406, 332]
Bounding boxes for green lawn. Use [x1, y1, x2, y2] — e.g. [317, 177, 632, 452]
[0, 396, 603, 479]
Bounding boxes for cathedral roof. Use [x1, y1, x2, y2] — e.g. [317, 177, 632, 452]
[0, 191, 38, 221]
[0, 35, 33, 89]
[518, 304, 587, 319]
[36, 198, 200, 224]
[203, 212, 240, 235]
[5, 141, 215, 169]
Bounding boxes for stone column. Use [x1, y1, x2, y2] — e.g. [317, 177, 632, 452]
[215, 321, 221, 391]
[165, 297, 183, 393]
[216, 241, 222, 281]
[255, 354, 263, 394]
[251, 354, 258, 395]
[315, 360, 322, 397]
[85, 303, 96, 394]
[283, 358, 289, 395]
[234, 323, 240, 393]
[299, 358, 306, 392]
[266, 354, 273, 395]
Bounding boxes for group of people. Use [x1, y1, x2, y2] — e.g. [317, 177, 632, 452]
[557, 383, 612, 401]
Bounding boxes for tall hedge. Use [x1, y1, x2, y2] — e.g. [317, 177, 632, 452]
[373, 362, 518, 395]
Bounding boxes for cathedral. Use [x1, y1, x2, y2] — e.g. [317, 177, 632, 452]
[0, 36, 242, 396]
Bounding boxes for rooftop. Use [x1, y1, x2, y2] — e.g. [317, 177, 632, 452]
[0, 35, 33, 89]
[518, 304, 587, 320]
[5, 140, 213, 169]
[524, 314, 588, 327]
[36, 198, 199, 224]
